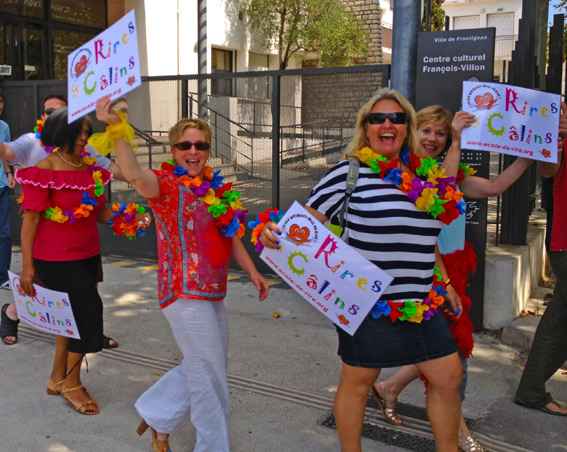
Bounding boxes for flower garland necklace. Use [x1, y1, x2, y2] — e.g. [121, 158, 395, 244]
[160, 160, 247, 238]
[355, 147, 466, 225]
[42, 149, 106, 224]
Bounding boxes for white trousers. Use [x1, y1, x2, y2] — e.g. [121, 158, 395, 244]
[135, 299, 230, 452]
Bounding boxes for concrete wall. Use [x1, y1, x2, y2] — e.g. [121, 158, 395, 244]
[483, 217, 547, 329]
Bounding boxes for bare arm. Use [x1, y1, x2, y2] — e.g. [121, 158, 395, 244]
[0, 142, 15, 162]
[459, 157, 532, 199]
[95, 96, 160, 199]
[435, 244, 462, 317]
[440, 111, 476, 178]
[3, 160, 15, 188]
[231, 236, 269, 301]
[20, 210, 41, 297]
[107, 161, 128, 183]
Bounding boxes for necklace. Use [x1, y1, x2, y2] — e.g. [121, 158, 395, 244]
[43, 151, 106, 223]
[355, 147, 466, 225]
[160, 160, 247, 238]
[56, 149, 84, 168]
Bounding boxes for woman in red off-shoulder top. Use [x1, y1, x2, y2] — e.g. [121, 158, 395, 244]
[15, 108, 149, 416]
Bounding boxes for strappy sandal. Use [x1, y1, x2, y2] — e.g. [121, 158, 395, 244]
[459, 435, 490, 452]
[0, 303, 19, 345]
[137, 419, 172, 452]
[371, 382, 403, 426]
[46, 378, 65, 395]
[61, 384, 99, 415]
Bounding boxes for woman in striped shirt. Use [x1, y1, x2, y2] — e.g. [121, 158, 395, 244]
[261, 88, 464, 452]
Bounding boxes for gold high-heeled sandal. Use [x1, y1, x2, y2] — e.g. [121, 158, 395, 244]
[371, 382, 403, 426]
[61, 384, 99, 415]
[46, 378, 65, 395]
[137, 420, 172, 452]
[458, 435, 490, 452]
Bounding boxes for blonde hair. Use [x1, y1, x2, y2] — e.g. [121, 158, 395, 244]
[343, 88, 420, 159]
[416, 105, 453, 148]
[168, 118, 212, 149]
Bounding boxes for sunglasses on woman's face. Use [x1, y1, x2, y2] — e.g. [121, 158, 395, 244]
[43, 108, 56, 116]
[174, 141, 210, 151]
[365, 112, 407, 125]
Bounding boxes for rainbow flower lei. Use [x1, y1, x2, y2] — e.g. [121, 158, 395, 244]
[356, 147, 467, 225]
[248, 208, 286, 252]
[34, 119, 43, 138]
[43, 150, 106, 224]
[160, 160, 247, 238]
[370, 267, 448, 323]
[109, 203, 147, 240]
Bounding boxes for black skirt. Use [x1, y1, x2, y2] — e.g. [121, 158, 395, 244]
[34, 254, 103, 354]
[337, 310, 457, 368]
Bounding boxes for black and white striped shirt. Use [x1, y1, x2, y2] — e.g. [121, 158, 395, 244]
[306, 159, 442, 303]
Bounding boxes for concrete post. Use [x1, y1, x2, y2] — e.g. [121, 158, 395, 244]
[390, 0, 421, 104]
[197, 0, 208, 119]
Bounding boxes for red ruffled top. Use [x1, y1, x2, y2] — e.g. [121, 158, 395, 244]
[16, 166, 112, 261]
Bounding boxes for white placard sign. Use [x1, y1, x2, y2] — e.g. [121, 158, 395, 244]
[260, 202, 394, 335]
[67, 9, 141, 122]
[8, 271, 80, 339]
[461, 81, 560, 163]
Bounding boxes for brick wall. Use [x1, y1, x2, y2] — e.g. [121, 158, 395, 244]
[341, 0, 384, 64]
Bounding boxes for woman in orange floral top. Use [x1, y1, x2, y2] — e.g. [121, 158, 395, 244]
[95, 96, 269, 452]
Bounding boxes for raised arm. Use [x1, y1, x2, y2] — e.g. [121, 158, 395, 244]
[440, 111, 476, 178]
[95, 96, 160, 199]
[459, 157, 533, 199]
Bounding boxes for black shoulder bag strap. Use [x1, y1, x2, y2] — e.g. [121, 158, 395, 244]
[338, 158, 359, 242]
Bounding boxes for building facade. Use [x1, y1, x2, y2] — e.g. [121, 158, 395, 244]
[442, 0, 523, 82]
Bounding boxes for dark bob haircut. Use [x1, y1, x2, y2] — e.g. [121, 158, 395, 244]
[41, 107, 92, 153]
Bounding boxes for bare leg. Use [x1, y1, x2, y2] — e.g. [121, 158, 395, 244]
[416, 353, 462, 452]
[375, 364, 421, 402]
[50, 335, 68, 384]
[62, 351, 98, 413]
[334, 362, 381, 452]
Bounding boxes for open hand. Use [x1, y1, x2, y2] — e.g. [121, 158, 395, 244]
[95, 96, 121, 125]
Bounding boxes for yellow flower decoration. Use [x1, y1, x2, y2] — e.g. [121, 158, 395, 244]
[427, 167, 446, 184]
[50, 207, 69, 223]
[200, 188, 219, 206]
[415, 187, 438, 211]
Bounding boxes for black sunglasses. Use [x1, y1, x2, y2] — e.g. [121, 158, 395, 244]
[43, 108, 56, 116]
[174, 140, 210, 151]
[365, 112, 407, 125]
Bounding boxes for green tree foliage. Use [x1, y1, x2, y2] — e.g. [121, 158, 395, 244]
[423, 0, 446, 31]
[244, 0, 368, 69]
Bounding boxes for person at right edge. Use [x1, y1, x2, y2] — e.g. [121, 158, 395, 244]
[514, 102, 567, 416]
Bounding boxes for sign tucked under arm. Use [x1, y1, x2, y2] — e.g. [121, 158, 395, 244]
[67, 9, 141, 122]
[260, 202, 393, 335]
[461, 81, 561, 163]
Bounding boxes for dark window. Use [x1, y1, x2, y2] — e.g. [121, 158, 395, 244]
[211, 48, 234, 96]
[51, 0, 106, 28]
[0, 0, 44, 17]
[52, 29, 97, 79]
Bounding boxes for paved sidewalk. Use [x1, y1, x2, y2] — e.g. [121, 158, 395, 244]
[0, 252, 566, 452]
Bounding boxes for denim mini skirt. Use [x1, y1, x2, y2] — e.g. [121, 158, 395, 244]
[336, 310, 457, 368]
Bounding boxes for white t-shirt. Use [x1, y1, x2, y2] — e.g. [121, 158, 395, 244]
[7, 133, 111, 170]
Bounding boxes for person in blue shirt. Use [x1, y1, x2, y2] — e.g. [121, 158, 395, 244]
[0, 87, 14, 291]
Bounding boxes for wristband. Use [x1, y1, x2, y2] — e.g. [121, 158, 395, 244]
[87, 110, 136, 156]
[445, 278, 452, 288]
